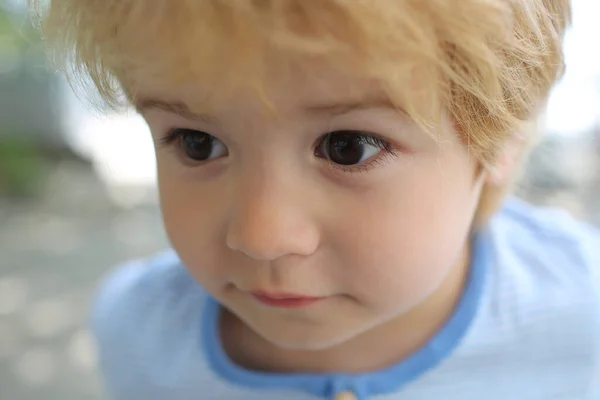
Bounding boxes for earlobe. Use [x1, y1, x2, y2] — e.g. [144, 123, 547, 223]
[486, 154, 511, 186]
[485, 133, 526, 186]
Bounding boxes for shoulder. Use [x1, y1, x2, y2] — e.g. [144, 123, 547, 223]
[461, 198, 600, 396]
[91, 249, 206, 337]
[486, 197, 600, 339]
[490, 197, 600, 290]
[90, 250, 211, 398]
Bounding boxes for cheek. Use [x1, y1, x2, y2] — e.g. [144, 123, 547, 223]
[334, 156, 479, 309]
[157, 172, 230, 283]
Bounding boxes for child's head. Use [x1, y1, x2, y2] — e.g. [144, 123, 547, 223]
[34, 1, 570, 350]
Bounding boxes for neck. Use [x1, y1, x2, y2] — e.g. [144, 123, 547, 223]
[222, 245, 472, 375]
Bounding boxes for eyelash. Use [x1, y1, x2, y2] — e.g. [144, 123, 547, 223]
[159, 128, 188, 146]
[158, 128, 399, 174]
[315, 132, 398, 174]
[158, 128, 212, 167]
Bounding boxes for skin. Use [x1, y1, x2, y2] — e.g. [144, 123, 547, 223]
[135, 57, 487, 374]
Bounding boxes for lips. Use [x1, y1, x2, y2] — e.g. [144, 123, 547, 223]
[250, 291, 325, 309]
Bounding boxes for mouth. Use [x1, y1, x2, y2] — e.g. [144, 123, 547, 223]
[250, 291, 325, 309]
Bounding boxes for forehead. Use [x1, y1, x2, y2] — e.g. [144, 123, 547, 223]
[127, 55, 371, 112]
[124, 53, 431, 120]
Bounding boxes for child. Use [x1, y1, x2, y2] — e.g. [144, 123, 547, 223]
[34, 0, 599, 399]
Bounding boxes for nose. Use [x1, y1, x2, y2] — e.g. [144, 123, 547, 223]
[226, 178, 320, 261]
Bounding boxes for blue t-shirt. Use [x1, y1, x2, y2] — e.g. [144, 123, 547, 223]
[91, 198, 600, 400]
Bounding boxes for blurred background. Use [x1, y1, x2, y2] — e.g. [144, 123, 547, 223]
[0, 0, 599, 399]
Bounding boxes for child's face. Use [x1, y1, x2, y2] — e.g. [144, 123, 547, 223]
[137, 57, 485, 351]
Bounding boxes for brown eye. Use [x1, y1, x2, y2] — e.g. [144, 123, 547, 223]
[173, 129, 228, 161]
[315, 131, 388, 165]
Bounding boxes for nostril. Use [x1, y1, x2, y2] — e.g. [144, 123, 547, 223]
[226, 217, 320, 261]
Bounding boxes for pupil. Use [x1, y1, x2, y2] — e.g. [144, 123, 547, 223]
[182, 132, 212, 160]
[328, 133, 364, 165]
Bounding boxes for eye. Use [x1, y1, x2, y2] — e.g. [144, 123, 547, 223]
[163, 128, 228, 162]
[315, 131, 391, 166]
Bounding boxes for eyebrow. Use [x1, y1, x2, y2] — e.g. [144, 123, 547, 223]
[135, 98, 216, 122]
[136, 95, 401, 120]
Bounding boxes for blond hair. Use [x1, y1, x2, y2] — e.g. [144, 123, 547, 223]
[31, 0, 571, 222]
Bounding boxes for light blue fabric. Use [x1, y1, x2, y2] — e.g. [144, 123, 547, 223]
[91, 197, 600, 400]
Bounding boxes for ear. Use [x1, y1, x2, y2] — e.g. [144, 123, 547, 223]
[486, 134, 526, 186]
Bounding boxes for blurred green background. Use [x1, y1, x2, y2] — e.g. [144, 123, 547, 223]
[0, 1, 599, 399]
[0, 2, 168, 400]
